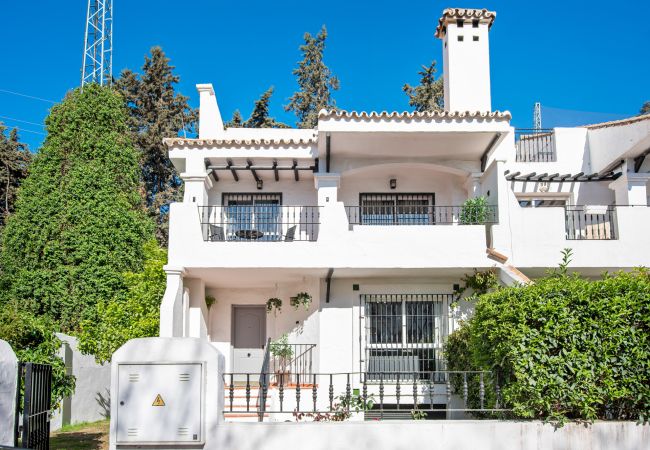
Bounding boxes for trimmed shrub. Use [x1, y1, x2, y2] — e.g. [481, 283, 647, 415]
[445, 269, 650, 423]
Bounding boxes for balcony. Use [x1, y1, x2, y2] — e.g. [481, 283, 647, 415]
[515, 128, 556, 162]
[198, 205, 320, 242]
[345, 195, 498, 226]
[565, 206, 617, 240]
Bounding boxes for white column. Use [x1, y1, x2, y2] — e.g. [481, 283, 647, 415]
[0, 340, 18, 446]
[181, 153, 212, 206]
[185, 278, 208, 340]
[159, 266, 186, 338]
[314, 173, 348, 242]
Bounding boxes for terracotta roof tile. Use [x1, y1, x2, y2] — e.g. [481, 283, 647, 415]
[585, 113, 650, 130]
[318, 109, 511, 121]
[435, 8, 496, 38]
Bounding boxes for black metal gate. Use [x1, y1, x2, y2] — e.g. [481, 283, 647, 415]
[14, 363, 52, 450]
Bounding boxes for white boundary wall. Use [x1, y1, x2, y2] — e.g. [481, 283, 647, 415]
[0, 339, 18, 446]
[51, 333, 111, 431]
[214, 421, 649, 450]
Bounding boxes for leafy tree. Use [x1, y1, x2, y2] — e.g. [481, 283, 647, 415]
[0, 124, 31, 226]
[403, 61, 444, 112]
[641, 101, 650, 115]
[78, 241, 166, 363]
[445, 266, 650, 423]
[0, 84, 153, 331]
[116, 47, 197, 245]
[0, 303, 75, 409]
[285, 26, 339, 128]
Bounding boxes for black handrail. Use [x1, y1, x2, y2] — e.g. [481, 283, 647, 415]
[258, 338, 272, 422]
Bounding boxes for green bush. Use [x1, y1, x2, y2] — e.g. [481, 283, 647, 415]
[78, 241, 167, 364]
[445, 268, 650, 423]
[0, 304, 75, 409]
[459, 196, 490, 224]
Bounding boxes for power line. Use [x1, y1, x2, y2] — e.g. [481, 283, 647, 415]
[5, 127, 46, 136]
[0, 88, 55, 104]
[0, 115, 46, 128]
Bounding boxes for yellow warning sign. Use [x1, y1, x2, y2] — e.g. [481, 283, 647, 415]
[152, 394, 165, 407]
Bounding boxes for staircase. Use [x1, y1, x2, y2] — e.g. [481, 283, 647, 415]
[223, 384, 270, 422]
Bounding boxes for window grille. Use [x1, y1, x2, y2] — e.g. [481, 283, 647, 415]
[362, 294, 451, 381]
[359, 193, 435, 225]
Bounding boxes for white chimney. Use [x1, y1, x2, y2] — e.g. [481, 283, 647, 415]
[196, 83, 225, 139]
[435, 8, 496, 112]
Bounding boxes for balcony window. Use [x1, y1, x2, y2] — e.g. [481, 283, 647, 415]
[223, 193, 282, 241]
[359, 193, 435, 225]
[517, 196, 568, 208]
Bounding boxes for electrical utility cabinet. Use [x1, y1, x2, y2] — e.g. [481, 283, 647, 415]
[115, 362, 204, 445]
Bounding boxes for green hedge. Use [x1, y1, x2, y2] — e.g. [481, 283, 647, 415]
[445, 269, 650, 423]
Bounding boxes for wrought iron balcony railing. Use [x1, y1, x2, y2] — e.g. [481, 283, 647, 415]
[345, 205, 499, 225]
[565, 206, 617, 240]
[515, 128, 556, 162]
[198, 205, 320, 242]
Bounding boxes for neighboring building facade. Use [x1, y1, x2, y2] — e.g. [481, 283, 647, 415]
[160, 8, 650, 420]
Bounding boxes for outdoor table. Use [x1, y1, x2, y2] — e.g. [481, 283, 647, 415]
[235, 229, 264, 240]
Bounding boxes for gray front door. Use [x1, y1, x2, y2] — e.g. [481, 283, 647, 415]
[232, 306, 266, 377]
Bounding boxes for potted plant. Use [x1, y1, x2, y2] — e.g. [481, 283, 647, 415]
[270, 334, 294, 382]
[266, 297, 282, 315]
[459, 196, 490, 225]
[205, 295, 216, 310]
[290, 292, 312, 310]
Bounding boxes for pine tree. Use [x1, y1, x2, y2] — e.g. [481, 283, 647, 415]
[0, 85, 153, 331]
[225, 110, 244, 128]
[403, 61, 444, 112]
[0, 124, 31, 226]
[115, 47, 197, 246]
[641, 101, 650, 115]
[285, 26, 339, 128]
[226, 88, 288, 128]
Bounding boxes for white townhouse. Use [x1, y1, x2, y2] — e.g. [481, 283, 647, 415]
[158, 8, 650, 421]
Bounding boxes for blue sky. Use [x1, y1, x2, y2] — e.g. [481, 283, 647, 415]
[1, 0, 648, 151]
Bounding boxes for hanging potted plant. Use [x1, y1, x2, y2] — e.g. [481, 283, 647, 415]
[266, 297, 282, 315]
[290, 292, 312, 310]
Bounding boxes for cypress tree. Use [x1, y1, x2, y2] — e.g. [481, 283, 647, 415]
[285, 26, 339, 128]
[0, 85, 153, 331]
[116, 47, 197, 246]
[403, 61, 444, 112]
[0, 124, 31, 226]
[226, 87, 288, 128]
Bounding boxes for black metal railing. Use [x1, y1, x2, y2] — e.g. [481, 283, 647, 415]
[345, 205, 498, 225]
[565, 206, 617, 240]
[269, 343, 316, 385]
[223, 371, 506, 420]
[15, 362, 52, 450]
[198, 205, 320, 242]
[515, 128, 556, 162]
[258, 338, 272, 422]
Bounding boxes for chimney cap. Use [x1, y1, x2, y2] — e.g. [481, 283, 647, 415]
[435, 8, 496, 39]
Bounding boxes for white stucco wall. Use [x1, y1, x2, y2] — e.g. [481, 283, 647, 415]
[212, 421, 649, 450]
[51, 334, 111, 431]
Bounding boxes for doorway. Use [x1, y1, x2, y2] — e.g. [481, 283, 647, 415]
[232, 306, 266, 377]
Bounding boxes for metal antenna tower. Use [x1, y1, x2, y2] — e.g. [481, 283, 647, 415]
[533, 102, 542, 130]
[81, 0, 113, 86]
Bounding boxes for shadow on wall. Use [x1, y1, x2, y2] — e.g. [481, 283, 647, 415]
[96, 388, 110, 419]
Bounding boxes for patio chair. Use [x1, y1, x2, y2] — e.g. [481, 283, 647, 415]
[209, 224, 225, 241]
[284, 225, 296, 242]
